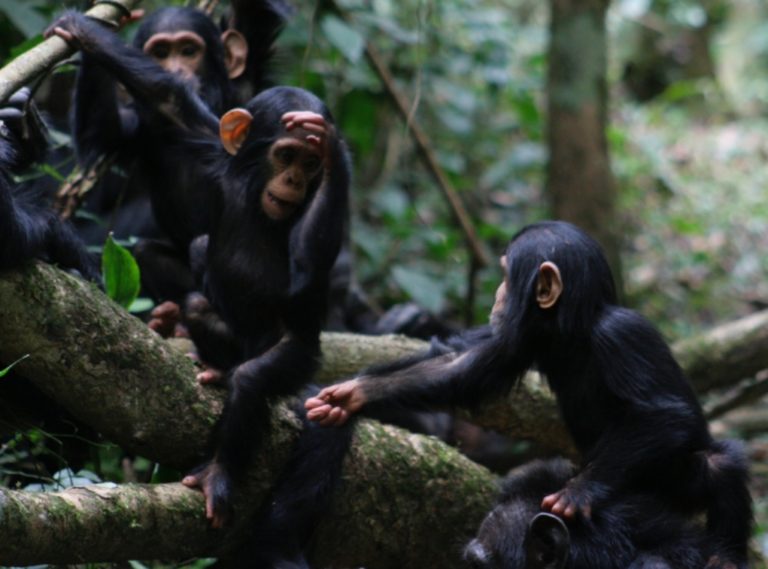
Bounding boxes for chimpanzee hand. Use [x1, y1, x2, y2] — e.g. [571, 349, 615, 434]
[147, 300, 183, 338]
[46, 9, 145, 47]
[0, 88, 48, 169]
[304, 378, 367, 426]
[281, 111, 332, 166]
[541, 476, 608, 520]
[181, 460, 233, 528]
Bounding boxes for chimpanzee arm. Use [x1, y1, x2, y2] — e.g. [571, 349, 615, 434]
[72, 51, 136, 167]
[50, 12, 219, 137]
[288, 131, 351, 298]
[306, 335, 533, 426]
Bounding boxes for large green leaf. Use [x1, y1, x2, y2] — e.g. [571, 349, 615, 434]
[102, 234, 141, 310]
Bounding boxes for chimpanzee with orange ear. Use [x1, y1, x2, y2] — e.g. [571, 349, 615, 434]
[179, 89, 350, 531]
[306, 221, 752, 569]
[50, 11, 351, 535]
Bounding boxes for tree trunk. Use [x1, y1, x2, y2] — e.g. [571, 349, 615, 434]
[545, 0, 623, 292]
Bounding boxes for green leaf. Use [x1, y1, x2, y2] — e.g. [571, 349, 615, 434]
[0, 0, 47, 38]
[102, 234, 141, 310]
[391, 266, 445, 314]
[0, 353, 29, 378]
[321, 15, 364, 63]
[128, 297, 155, 314]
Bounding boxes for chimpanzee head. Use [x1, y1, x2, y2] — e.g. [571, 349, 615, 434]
[133, 7, 246, 115]
[464, 459, 573, 569]
[490, 221, 617, 341]
[218, 87, 331, 222]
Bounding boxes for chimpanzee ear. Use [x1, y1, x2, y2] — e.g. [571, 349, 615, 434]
[220, 108, 253, 156]
[221, 29, 248, 79]
[536, 261, 563, 310]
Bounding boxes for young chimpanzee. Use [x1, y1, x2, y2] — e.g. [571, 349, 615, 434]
[306, 220, 753, 568]
[465, 458, 711, 569]
[0, 120, 97, 279]
[178, 88, 350, 527]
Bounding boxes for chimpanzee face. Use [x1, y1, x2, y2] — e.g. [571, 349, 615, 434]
[489, 256, 508, 330]
[143, 31, 206, 89]
[261, 132, 323, 221]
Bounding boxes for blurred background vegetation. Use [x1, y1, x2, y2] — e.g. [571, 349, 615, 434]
[3, 0, 768, 563]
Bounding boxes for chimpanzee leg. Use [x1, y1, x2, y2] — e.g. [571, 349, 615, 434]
[702, 440, 752, 568]
[225, 394, 356, 566]
[201, 336, 322, 524]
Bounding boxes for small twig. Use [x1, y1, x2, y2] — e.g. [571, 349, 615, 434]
[326, 0, 489, 268]
[56, 153, 118, 219]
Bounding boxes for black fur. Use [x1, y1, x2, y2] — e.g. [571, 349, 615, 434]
[352, 221, 752, 568]
[465, 459, 710, 569]
[0, 137, 97, 279]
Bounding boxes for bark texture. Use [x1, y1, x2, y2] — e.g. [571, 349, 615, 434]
[0, 263, 766, 565]
[546, 0, 622, 290]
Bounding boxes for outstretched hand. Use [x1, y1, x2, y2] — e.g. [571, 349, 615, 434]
[304, 378, 367, 427]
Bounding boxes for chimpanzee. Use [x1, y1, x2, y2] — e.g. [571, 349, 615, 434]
[178, 90, 350, 524]
[65, 4, 289, 302]
[306, 220, 753, 568]
[465, 458, 710, 569]
[51, 11, 351, 528]
[0, 116, 96, 279]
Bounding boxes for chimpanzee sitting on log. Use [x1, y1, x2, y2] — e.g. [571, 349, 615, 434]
[306, 220, 752, 569]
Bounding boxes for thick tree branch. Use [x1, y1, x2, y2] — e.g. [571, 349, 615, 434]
[0, 263, 496, 566]
[0, 263, 766, 564]
[673, 310, 768, 393]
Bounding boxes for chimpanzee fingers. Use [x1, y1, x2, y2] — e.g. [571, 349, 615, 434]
[306, 403, 332, 422]
[197, 369, 224, 385]
[181, 473, 202, 490]
[0, 108, 23, 121]
[304, 396, 327, 410]
[124, 9, 145, 24]
[320, 406, 348, 427]
[50, 27, 75, 44]
[281, 111, 327, 135]
[7, 87, 31, 107]
[541, 492, 558, 510]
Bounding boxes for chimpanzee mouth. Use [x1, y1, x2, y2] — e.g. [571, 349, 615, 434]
[266, 191, 299, 213]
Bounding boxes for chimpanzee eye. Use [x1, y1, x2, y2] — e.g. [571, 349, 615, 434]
[181, 43, 201, 57]
[150, 44, 170, 59]
[276, 147, 295, 164]
[304, 156, 321, 172]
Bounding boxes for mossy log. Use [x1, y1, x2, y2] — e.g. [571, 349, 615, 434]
[0, 263, 766, 565]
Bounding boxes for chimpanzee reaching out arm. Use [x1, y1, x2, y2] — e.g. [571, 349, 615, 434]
[306, 220, 752, 569]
